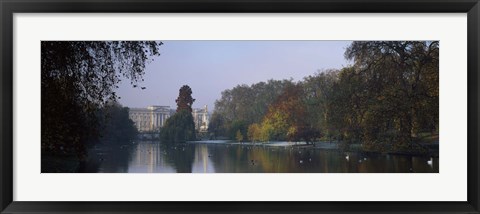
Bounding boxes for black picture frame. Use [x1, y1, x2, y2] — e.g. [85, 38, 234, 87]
[1, 0, 479, 213]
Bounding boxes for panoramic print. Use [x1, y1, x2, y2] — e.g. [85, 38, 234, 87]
[41, 41, 439, 173]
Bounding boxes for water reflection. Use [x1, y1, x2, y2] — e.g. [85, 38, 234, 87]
[88, 141, 439, 173]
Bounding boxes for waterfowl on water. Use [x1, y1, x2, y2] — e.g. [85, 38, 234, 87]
[427, 157, 433, 166]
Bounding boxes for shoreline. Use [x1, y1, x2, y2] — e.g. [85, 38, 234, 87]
[186, 140, 439, 157]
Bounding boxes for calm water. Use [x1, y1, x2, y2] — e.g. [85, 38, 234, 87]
[87, 141, 439, 173]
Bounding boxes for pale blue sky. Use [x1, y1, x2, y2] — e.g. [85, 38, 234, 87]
[116, 41, 352, 110]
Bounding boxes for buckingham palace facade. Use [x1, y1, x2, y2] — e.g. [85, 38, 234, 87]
[129, 105, 209, 133]
[129, 106, 171, 132]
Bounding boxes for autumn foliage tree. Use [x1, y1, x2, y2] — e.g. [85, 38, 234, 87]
[247, 83, 320, 143]
[210, 79, 292, 140]
[211, 41, 437, 153]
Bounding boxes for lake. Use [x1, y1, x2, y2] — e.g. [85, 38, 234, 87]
[82, 140, 439, 173]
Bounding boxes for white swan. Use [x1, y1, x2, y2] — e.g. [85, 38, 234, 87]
[345, 154, 350, 161]
[427, 157, 433, 166]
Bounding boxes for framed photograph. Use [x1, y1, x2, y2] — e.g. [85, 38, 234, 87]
[1, 0, 479, 213]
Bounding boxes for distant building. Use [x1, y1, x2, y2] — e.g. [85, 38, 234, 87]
[192, 105, 209, 133]
[129, 105, 210, 133]
[129, 106, 170, 132]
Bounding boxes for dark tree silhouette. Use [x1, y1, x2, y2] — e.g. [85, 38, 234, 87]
[344, 41, 439, 151]
[97, 101, 138, 144]
[175, 85, 195, 112]
[41, 41, 162, 172]
[161, 85, 197, 143]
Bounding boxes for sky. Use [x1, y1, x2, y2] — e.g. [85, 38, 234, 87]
[116, 41, 352, 110]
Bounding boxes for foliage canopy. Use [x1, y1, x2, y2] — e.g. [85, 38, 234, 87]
[42, 41, 162, 157]
[161, 85, 197, 144]
[210, 41, 439, 153]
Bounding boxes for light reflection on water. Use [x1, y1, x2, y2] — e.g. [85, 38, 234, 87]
[93, 141, 439, 173]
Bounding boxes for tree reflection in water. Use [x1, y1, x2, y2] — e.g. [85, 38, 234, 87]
[85, 141, 438, 173]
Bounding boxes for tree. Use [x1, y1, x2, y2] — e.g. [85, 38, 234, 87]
[261, 108, 289, 141]
[344, 41, 439, 150]
[42, 41, 162, 109]
[97, 102, 138, 144]
[212, 79, 293, 140]
[176, 85, 195, 112]
[208, 112, 226, 139]
[161, 85, 197, 143]
[302, 70, 338, 141]
[327, 67, 368, 146]
[235, 130, 244, 142]
[247, 123, 261, 142]
[160, 110, 196, 143]
[228, 120, 248, 141]
[42, 41, 162, 158]
[259, 83, 313, 142]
